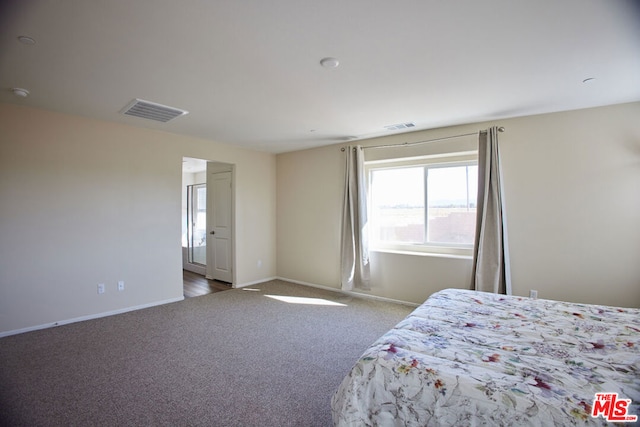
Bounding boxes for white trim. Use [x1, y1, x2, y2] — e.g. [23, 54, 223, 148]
[1, 279, 419, 338]
[370, 247, 474, 259]
[276, 276, 419, 307]
[365, 151, 478, 167]
[234, 276, 277, 289]
[0, 296, 184, 338]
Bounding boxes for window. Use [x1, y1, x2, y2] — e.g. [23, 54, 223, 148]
[368, 155, 477, 256]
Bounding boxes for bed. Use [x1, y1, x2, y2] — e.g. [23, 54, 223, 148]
[331, 289, 640, 426]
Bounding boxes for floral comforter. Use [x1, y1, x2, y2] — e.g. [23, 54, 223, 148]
[331, 289, 640, 426]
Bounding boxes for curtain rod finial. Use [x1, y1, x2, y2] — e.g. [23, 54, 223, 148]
[498, 126, 505, 132]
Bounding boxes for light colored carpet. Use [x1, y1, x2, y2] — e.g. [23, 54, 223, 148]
[0, 279, 414, 426]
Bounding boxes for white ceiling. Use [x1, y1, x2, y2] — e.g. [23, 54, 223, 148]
[1, 0, 639, 153]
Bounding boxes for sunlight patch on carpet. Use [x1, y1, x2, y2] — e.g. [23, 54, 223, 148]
[265, 295, 347, 306]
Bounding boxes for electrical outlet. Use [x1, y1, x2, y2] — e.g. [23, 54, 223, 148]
[118, 280, 125, 291]
[97, 283, 105, 294]
[529, 289, 538, 299]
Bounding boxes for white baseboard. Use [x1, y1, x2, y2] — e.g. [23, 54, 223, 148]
[0, 296, 185, 338]
[1, 279, 417, 338]
[234, 277, 277, 289]
[276, 276, 419, 307]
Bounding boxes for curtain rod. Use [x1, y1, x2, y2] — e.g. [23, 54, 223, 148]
[340, 126, 505, 151]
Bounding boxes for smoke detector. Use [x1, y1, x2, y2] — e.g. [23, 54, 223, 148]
[11, 88, 30, 97]
[121, 98, 188, 123]
[320, 57, 340, 68]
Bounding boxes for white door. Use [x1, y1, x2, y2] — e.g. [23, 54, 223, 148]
[206, 171, 233, 283]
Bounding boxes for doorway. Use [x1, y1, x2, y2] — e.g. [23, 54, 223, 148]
[182, 158, 235, 287]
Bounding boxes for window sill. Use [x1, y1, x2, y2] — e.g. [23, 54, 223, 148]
[370, 248, 473, 260]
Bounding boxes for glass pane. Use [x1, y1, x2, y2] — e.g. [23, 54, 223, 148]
[187, 184, 207, 265]
[370, 167, 424, 244]
[427, 165, 477, 244]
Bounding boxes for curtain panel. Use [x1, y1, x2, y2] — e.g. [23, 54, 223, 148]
[340, 145, 370, 290]
[471, 127, 512, 294]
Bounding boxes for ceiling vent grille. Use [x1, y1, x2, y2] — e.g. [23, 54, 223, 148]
[384, 122, 415, 131]
[121, 99, 188, 123]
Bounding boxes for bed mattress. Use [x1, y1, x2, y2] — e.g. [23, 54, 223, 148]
[331, 288, 640, 426]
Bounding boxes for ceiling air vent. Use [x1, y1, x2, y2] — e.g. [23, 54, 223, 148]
[384, 122, 415, 131]
[121, 98, 188, 123]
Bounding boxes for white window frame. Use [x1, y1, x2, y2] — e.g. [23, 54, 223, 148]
[366, 151, 478, 257]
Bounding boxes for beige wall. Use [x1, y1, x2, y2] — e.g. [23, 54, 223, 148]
[1, 101, 638, 335]
[0, 103, 276, 335]
[277, 102, 640, 307]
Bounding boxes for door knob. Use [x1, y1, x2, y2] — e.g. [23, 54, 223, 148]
[210, 231, 215, 235]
